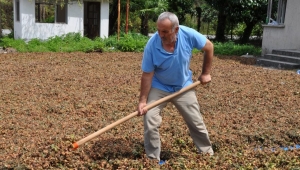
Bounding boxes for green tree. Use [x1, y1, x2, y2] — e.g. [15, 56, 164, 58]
[108, 0, 167, 36]
[109, 0, 120, 35]
[36, 0, 81, 5]
[125, 0, 167, 36]
[0, 0, 13, 31]
[204, 0, 232, 42]
[167, 0, 194, 25]
[200, 2, 218, 35]
[205, 0, 268, 43]
[0, 1, 2, 36]
[194, 0, 202, 32]
[139, 0, 168, 36]
[227, 0, 267, 43]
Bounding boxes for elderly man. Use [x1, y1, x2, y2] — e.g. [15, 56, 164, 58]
[137, 12, 214, 162]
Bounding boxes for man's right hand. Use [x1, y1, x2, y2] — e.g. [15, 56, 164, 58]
[137, 102, 148, 116]
[198, 73, 211, 85]
[138, 72, 154, 116]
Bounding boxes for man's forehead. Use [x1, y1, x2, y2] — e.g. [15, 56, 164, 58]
[157, 18, 172, 25]
[157, 19, 173, 30]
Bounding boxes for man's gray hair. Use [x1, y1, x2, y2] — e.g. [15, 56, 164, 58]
[157, 12, 179, 31]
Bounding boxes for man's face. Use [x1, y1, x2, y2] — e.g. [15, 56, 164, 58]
[157, 19, 179, 45]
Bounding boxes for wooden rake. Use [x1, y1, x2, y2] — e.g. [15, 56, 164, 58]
[72, 81, 201, 149]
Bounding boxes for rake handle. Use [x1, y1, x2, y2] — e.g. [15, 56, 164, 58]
[72, 81, 201, 149]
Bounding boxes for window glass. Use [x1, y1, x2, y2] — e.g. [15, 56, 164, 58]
[35, 3, 55, 23]
[16, 0, 20, 21]
[35, 0, 67, 23]
[56, 4, 67, 23]
[267, 0, 287, 25]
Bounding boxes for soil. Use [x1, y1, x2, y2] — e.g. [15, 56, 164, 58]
[0, 52, 299, 169]
[0, 47, 17, 54]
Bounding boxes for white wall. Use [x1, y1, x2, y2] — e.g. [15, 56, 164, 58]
[100, 2, 109, 38]
[13, 0, 109, 41]
[262, 0, 300, 55]
[13, 0, 22, 39]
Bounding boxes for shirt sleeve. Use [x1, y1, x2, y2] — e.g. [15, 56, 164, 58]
[190, 28, 207, 50]
[141, 44, 154, 73]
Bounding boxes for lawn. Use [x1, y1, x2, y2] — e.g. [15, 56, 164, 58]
[0, 52, 299, 169]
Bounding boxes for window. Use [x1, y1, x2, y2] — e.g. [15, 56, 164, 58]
[56, 4, 67, 23]
[35, 2, 55, 23]
[16, 0, 20, 21]
[266, 0, 287, 25]
[276, 0, 286, 24]
[35, 0, 67, 23]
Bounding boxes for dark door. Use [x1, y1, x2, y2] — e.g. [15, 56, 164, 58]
[86, 2, 100, 39]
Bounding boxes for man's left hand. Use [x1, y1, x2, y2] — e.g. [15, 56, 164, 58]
[198, 74, 211, 85]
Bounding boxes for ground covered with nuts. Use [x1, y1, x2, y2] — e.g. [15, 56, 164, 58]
[0, 52, 299, 169]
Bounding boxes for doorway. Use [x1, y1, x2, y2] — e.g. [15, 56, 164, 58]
[84, 2, 100, 39]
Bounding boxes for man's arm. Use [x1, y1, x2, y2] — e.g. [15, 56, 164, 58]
[137, 71, 154, 115]
[199, 39, 213, 84]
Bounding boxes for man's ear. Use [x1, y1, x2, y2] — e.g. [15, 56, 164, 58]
[174, 26, 179, 33]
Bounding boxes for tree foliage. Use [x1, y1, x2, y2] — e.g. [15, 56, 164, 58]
[204, 0, 267, 42]
[34, 0, 82, 5]
[232, 0, 268, 43]
[139, 0, 168, 15]
[167, 0, 194, 24]
[0, 0, 13, 33]
[1, 0, 268, 44]
[0, 1, 2, 35]
[127, 0, 168, 36]
[138, 0, 168, 36]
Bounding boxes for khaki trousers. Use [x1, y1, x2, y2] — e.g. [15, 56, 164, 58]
[144, 88, 214, 160]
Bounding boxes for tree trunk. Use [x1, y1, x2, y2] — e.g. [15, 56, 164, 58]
[215, 7, 227, 42]
[42, 6, 45, 21]
[0, 0, 2, 37]
[109, 0, 119, 36]
[196, 7, 202, 32]
[207, 22, 210, 36]
[140, 14, 149, 36]
[125, 0, 129, 34]
[240, 21, 256, 44]
[230, 23, 233, 40]
[6, 0, 13, 30]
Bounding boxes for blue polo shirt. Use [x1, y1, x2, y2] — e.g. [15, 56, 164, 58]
[142, 25, 207, 92]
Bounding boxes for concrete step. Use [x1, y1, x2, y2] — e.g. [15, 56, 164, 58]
[272, 49, 300, 58]
[264, 54, 300, 64]
[256, 58, 300, 69]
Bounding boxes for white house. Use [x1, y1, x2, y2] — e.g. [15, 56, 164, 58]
[262, 0, 300, 55]
[258, 0, 300, 69]
[13, 0, 109, 41]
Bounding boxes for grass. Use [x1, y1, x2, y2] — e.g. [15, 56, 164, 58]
[0, 32, 261, 56]
[213, 41, 261, 56]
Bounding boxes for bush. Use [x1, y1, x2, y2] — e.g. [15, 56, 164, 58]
[116, 33, 148, 52]
[0, 32, 261, 55]
[214, 41, 261, 56]
[27, 38, 49, 52]
[0, 36, 27, 52]
[46, 35, 64, 52]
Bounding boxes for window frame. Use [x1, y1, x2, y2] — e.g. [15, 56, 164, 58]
[15, 0, 20, 21]
[35, 0, 68, 24]
[266, 0, 287, 25]
[276, 0, 286, 24]
[56, 3, 68, 23]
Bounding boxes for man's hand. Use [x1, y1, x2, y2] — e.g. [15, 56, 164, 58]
[200, 39, 213, 84]
[137, 71, 154, 116]
[198, 74, 211, 85]
[137, 102, 148, 116]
